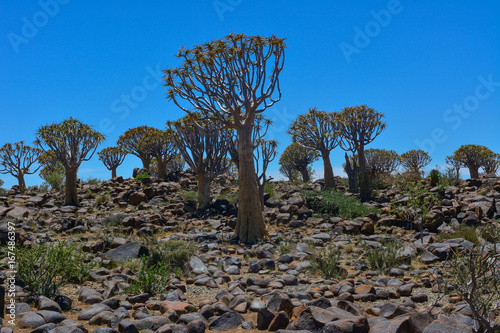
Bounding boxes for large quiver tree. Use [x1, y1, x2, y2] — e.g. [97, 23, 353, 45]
[164, 33, 286, 243]
[288, 108, 339, 189]
[337, 105, 386, 201]
[169, 115, 231, 210]
[98, 147, 127, 178]
[35, 118, 104, 205]
[117, 126, 155, 170]
[138, 128, 177, 180]
[451, 144, 496, 179]
[0, 141, 42, 193]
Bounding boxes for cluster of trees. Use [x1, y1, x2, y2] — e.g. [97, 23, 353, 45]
[1, 33, 499, 244]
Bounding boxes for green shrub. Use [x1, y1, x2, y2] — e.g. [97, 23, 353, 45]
[182, 191, 198, 201]
[43, 167, 65, 192]
[144, 240, 198, 274]
[264, 182, 276, 197]
[479, 225, 500, 243]
[96, 193, 110, 204]
[363, 240, 403, 271]
[436, 225, 479, 245]
[127, 256, 171, 295]
[15, 241, 94, 297]
[428, 169, 441, 186]
[303, 190, 379, 219]
[134, 172, 150, 181]
[86, 177, 103, 185]
[308, 247, 346, 279]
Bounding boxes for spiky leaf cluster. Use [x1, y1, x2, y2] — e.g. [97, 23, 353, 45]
[399, 149, 431, 173]
[288, 108, 339, 153]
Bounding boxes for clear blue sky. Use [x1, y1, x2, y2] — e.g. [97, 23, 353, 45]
[1, 0, 499, 188]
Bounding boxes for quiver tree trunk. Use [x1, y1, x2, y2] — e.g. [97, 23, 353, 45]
[322, 150, 335, 189]
[357, 147, 370, 201]
[141, 156, 151, 170]
[157, 158, 168, 180]
[468, 165, 480, 179]
[197, 174, 212, 210]
[17, 174, 26, 194]
[65, 167, 79, 205]
[300, 167, 310, 183]
[345, 152, 358, 193]
[234, 125, 268, 244]
[111, 167, 117, 179]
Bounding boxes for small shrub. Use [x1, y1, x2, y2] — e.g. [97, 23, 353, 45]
[182, 191, 198, 201]
[436, 225, 479, 245]
[479, 225, 500, 243]
[309, 247, 346, 279]
[428, 169, 441, 186]
[278, 239, 293, 256]
[303, 190, 379, 219]
[128, 256, 171, 295]
[144, 240, 198, 274]
[96, 193, 110, 204]
[15, 241, 94, 297]
[264, 182, 276, 197]
[43, 167, 65, 192]
[363, 240, 403, 271]
[134, 172, 150, 181]
[86, 177, 102, 185]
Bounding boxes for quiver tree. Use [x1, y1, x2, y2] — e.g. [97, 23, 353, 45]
[288, 108, 339, 189]
[445, 155, 462, 179]
[35, 118, 105, 205]
[365, 148, 399, 178]
[254, 139, 278, 208]
[337, 105, 386, 200]
[164, 33, 285, 243]
[343, 152, 358, 193]
[117, 126, 155, 170]
[482, 152, 500, 175]
[169, 115, 231, 210]
[279, 143, 319, 183]
[0, 141, 42, 193]
[399, 149, 432, 174]
[452, 144, 496, 179]
[138, 128, 177, 180]
[98, 147, 127, 178]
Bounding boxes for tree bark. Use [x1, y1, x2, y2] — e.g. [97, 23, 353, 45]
[197, 175, 212, 210]
[111, 167, 117, 179]
[65, 167, 79, 205]
[345, 152, 358, 193]
[468, 165, 480, 179]
[234, 125, 268, 244]
[17, 174, 26, 194]
[357, 146, 370, 201]
[157, 158, 167, 180]
[322, 150, 335, 189]
[140, 155, 151, 171]
[300, 167, 310, 183]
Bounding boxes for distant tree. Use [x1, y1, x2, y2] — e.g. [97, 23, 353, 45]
[400, 149, 432, 174]
[0, 141, 42, 193]
[138, 128, 177, 180]
[35, 118, 104, 205]
[452, 144, 497, 179]
[337, 105, 386, 200]
[254, 139, 278, 208]
[365, 148, 399, 178]
[38, 150, 65, 191]
[279, 143, 319, 183]
[0, 179, 4, 188]
[166, 153, 185, 174]
[288, 108, 339, 189]
[169, 115, 231, 210]
[164, 33, 285, 243]
[482, 152, 500, 175]
[117, 126, 155, 170]
[445, 154, 462, 179]
[98, 147, 127, 178]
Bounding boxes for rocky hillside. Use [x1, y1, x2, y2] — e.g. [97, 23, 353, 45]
[1, 172, 500, 333]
